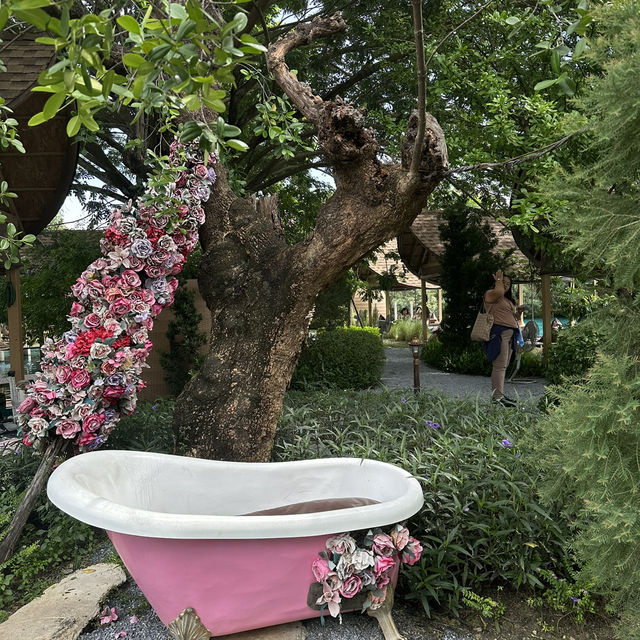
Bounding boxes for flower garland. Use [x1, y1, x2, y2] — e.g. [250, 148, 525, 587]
[312, 525, 423, 619]
[15, 141, 214, 451]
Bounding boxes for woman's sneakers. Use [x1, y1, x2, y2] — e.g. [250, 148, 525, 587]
[493, 395, 517, 408]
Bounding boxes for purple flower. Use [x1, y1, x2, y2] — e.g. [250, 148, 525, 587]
[500, 439, 513, 447]
[63, 330, 78, 344]
[463, 506, 470, 512]
[152, 405, 157, 411]
[145, 276, 169, 295]
[401, 397, 407, 403]
[570, 596, 580, 604]
[130, 238, 154, 259]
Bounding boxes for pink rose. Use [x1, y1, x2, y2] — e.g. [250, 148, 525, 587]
[375, 572, 390, 589]
[83, 413, 106, 433]
[102, 386, 126, 403]
[101, 360, 118, 376]
[372, 533, 395, 557]
[400, 537, 423, 566]
[55, 365, 72, 384]
[312, 556, 331, 582]
[391, 526, 410, 551]
[104, 287, 123, 303]
[194, 164, 208, 179]
[315, 575, 342, 618]
[70, 369, 91, 389]
[71, 278, 88, 299]
[56, 418, 81, 439]
[17, 397, 38, 413]
[339, 574, 362, 599]
[77, 432, 98, 446]
[120, 269, 141, 288]
[110, 298, 132, 316]
[374, 555, 396, 576]
[84, 313, 102, 328]
[70, 302, 85, 316]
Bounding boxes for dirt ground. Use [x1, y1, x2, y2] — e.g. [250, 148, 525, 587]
[393, 590, 617, 640]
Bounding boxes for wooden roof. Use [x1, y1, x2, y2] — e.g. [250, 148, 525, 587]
[357, 239, 441, 290]
[397, 210, 532, 285]
[0, 30, 79, 237]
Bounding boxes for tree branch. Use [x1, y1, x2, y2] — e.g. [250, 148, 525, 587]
[410, 0, 427, 178]
[425, 0, 496, 72]
[266, 13, 346, 124]
[444, 131, 580, 177]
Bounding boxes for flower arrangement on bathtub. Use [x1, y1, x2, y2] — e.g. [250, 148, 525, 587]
[312, 525, 422, 619]
[15, 141, 215, 451]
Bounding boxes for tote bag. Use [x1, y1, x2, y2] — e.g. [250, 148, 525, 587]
[470, 301, 494, 342]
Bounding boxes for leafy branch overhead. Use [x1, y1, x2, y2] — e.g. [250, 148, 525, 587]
[1, 0, 265, 154]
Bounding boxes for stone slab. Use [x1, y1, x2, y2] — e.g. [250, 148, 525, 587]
[0, 562, 126, 640]
[219, 621, 306, 640]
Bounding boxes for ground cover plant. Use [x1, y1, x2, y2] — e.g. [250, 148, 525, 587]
[275, 390, 574, 617]
[0, 444, 99, 622]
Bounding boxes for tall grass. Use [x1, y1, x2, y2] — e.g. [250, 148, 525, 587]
[386, 319, 423, 341]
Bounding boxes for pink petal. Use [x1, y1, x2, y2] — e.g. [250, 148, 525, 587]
[129, 616, 139, 624]
[328, 600, 341, 618]
[115, 633, 127, 638]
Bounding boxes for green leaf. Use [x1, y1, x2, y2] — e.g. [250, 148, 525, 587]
[534, 78, 558, 91]
[12, 0, 52, 9]
[66, 115, 81, 137]
[169, 3, 188, 19]
[27, 111, 47, 126]
[226, 139, 248, 152]
[42, 92, 65, 120]
[505, 16, 520, 25]
[22, 234, 36, 243]
[223, 124, 241, 137]
[574, 38, 587, 59]
[0, 6, 9, 31]
[176, 19, 197, 41]
[202, 96, 226, 112]
[117, 15, 141, 35]
[122, 53, 147, 68]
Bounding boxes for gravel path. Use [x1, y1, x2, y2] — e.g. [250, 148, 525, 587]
[381, 346, 546, 401]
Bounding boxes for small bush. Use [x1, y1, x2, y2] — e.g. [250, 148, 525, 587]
[104, 398, 176, 453]
[387, 319, 423, 342]
[421, 338, 491, 376]
[546, 325, 602, 384]
[275, 390, 570, 617]
[291, 326, 384, 390]
[518, 350, 546, 378]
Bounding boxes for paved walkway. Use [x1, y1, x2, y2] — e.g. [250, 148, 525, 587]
[381, 346, 546, 401]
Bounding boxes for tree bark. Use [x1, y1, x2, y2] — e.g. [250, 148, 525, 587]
[0, 438, 66, 564]
[172, 13, 449, 461]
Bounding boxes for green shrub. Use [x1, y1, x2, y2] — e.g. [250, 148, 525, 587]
[386, 319, 423, 342]
[291, 327, 384, 390]
[421, 338, 491, 376]
[518, 350, 546, 377]
[275, 390, 570, 617]
[546, 325, 602, 384]
[104, 398, 176, 453]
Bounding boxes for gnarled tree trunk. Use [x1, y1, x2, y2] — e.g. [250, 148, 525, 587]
[172, 13, 449, 461]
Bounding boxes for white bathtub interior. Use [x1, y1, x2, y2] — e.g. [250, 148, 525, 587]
[47, 450, 424, 539]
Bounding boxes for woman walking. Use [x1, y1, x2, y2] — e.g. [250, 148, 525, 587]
[484, 269, 524, 407]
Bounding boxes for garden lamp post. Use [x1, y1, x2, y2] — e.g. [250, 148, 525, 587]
[409, 337, 422, 393]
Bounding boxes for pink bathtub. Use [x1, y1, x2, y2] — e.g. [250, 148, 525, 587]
[47, 451, 423, 637]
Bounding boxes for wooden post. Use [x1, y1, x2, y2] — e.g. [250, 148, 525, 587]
[518, 283, 524, 326]
[385, 290, 391, 320]
[437, 288, 442, 322]
[368, 298, 373, 327]
[420, 279, 428, 341]
[7, 265, 24, 382]
[541, 274, 551, 364]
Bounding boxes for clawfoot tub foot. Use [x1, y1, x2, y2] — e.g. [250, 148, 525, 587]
[168, 607, 212, 640]
[366, 585, 406, 640]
